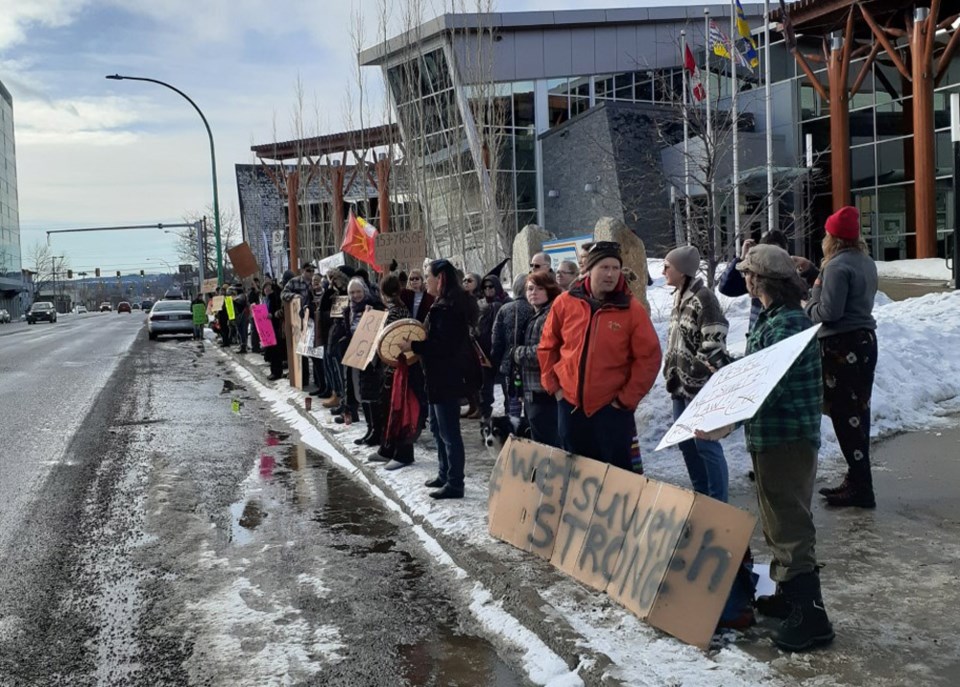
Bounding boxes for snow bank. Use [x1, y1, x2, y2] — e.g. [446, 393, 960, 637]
[875, 258, 952, 281]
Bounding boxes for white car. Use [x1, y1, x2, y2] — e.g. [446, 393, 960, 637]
[72, 305, 88, 314]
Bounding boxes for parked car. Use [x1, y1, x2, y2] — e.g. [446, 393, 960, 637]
[27, 302, 57, 324]
[147, 300, 194, 340]
[0, 308, 10, 323]
[163, 288, 185, 300]
[117, 301, 132, 313]
[72, 305, 88, 314]
[140, 299, 154, 311]
[99, 302, 112, 312]
[132, 303, 141, 310]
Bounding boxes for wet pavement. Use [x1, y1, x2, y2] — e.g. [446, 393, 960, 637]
[0, 330, 525, 686]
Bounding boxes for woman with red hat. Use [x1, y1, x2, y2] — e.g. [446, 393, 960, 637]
[805, 206, 879, 508]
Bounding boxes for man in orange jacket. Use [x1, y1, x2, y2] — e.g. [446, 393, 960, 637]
[538, 242, 662, 470]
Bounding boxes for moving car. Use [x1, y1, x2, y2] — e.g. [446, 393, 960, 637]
[147, 300, 193, 340]
[27, 302, 57, 324]
[72, 305, 88, 314]
[117, 301, 132, 313]
[140, 299, 154, 311]
[163, 288, 185, 300]
[0, 308, 10, 323]
[99, 302, 112, 312]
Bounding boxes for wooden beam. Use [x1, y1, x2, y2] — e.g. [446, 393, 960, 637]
[793, 49, 830, 102]
[860, 3, 912, 81]
[936, 27, 960, 85]
[911, 16, 938, 258]
[804, 53, 826, 64]
[840, 6, 856, 92]
[938, 13, 959, 31]
[851, 39, 883, 96]
[928, 0, 943, 65]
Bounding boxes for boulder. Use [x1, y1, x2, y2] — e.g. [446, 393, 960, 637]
[593, 216, 650, 312]
[511, 224, 553, 283]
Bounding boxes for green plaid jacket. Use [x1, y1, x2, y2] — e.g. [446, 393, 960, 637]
[744, 304, 822, 452]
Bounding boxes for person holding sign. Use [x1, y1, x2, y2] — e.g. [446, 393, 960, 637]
[338, 278, 384, 431]
[699, 244, 833, 652]
[538, 242, 661, 470]
[805, 206, 879, 509]
[662, 245, 731, 503]
[398, 259, 478, 500]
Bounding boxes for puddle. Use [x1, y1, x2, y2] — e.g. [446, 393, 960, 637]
[228, 434, 524, 686]
[220, 379, 246, 394]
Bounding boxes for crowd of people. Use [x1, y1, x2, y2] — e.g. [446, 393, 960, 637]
[202, 204, 878, 653]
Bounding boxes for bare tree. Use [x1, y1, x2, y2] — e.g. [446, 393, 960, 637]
[25, 242, 70, 298]
[176, 205, 241, 277]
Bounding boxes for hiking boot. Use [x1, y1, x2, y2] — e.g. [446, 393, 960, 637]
[818, 474, 850, 497]
[322, 394, 341, 409]
[775, 598, 835, 651]
[429, 485, 464, 499]
[825, 485, 876, 509]
[755, 590, 791, 620]
[424, 477, 444, 488]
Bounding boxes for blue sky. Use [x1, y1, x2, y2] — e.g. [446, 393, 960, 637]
[2, 0, 708, 275]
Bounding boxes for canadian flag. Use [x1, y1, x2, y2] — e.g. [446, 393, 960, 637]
[684, 44, 706, 102]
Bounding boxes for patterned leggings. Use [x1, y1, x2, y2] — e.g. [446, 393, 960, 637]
[821, 329, 877, 484]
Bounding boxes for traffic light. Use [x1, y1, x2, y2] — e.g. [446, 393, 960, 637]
[67, 269, 73, 279]
[140, 269, 145, 277]
[116, 270, 121, 278]
[95, 268, 100, 278]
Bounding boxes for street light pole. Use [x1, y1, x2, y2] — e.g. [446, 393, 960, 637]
[952, 93, 960, 290]
[105, 74, 223, 286]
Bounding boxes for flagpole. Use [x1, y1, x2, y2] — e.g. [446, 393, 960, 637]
[731, 0, 741, 255]
[764, 0, 775, 234]
[682, 29, 692, 244]
[705, 8, 716, 262]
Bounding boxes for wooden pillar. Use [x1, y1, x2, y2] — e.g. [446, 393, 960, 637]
[912, 8, 938, 258]
[375, 156, 391, 235]
[828, 38, 851, 210]
[286, 170, 300, 271]
[330, 162, 346, 246]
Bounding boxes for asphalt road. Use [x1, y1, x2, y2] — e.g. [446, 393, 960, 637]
[0, 311, 144, 554]
[0, 325, 522, 686]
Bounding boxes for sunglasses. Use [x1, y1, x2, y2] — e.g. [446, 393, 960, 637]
[463, 278, 475, 283]
[483, 284, 496, 289]
[409, 276, 422, 280]
[529, 263, 545, 269]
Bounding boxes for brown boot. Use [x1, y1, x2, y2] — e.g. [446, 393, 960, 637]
[322, 394, 340, 409]
[818, 473, 850, 497]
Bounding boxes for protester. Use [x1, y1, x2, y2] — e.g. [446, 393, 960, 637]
[233, 283, 249, 354]
[190, 294, 206, 341]
[400, 269, 435, 322]
[400, 259, 478, 499]
[322, 267, 353, 411]
[282, 263, 316, 387]
[248, 280, 262, 353]
[462, 273, 481, 298]
[662, 245, 730, 502]
[539, 242, 661, 468]
[805, 206, 879, 508]
[370, 274, 424, 470]
[513, 272, 562, 446]
[263, 281, 285, 381]
[555, 260, 578, 290]
[700, 244, 833, 651]
[337, 277, 383, 430]
[528, 252, 552, 275]
[306, 274, 328, 397]
[477, 272, 511, 419]
[577, 242, 594, 276]
[491, 274, 533, 418]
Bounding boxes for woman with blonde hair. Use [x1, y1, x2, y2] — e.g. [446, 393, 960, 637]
[805, 206, 879, 508]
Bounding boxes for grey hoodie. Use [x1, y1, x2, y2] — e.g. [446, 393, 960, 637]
[804, 248, 877, 338]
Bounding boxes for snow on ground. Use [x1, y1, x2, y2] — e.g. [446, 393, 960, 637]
[875, 257, 953, 281]
[229, 266, 960, 687]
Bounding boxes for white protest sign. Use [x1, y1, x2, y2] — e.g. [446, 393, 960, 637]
[656, 323, 821, 451]
[296, 319, 324, 358]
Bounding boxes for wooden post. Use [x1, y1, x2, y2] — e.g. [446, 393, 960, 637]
[286, 169, 300, 271]
[912, 8, 938, 258]
[827, 34, 851, 210]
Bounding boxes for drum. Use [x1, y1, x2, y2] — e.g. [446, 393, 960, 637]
[376, 318, 427, 366]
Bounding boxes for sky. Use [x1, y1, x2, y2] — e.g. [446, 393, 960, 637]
[2, 0, 710, 276]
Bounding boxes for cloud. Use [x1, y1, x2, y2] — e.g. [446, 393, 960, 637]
[13, 94, 146, 145]
[0, 0, 89, 50]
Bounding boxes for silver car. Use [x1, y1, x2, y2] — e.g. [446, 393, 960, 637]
[147, 300, 194, 340]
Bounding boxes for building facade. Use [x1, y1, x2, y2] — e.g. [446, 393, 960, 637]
[0, 78, 24, 316]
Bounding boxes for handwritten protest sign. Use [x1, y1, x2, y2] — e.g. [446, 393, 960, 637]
[488, 437, 756, 649]
[342, 310, 388, 370]
[209, 295, 225, 316]
[227, 241, 260, 278]
[201, 278, 219, 294]
[375, 230, 425, 268]
[655, 324, 822, 451]
[251, 304, 276, 347]
[330, 295, 350, 318]
[296, 319, 323, 358]
[225, 296, 236, 321]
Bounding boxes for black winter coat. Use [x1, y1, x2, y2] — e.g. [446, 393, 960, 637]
[341, 297, 385, 402]
[410, 299, 473, 403]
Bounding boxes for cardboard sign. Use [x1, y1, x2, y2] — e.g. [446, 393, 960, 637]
[342, 310, 387, 370]
[375, 230, 425, 268]
[227, 241, 260, 279]
[656, 324, 822, 450]
[251, 304, 276, 347]
[317, 252, 346, 273]
[224, 296, 236, 321]
[296, 319, 324, 358]
[201, 278, 219, 294]
[286, 297, 303, 388]
[209, 295, 225, 315]
[488, 437, 756, 649]
[329, 295, 350, 318]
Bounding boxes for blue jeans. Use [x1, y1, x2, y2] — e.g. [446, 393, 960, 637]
[429, 401, 465, 492]
[526, 394, 559, 448]
[672, 397, 729, 503]
[557, 398, 635, 471]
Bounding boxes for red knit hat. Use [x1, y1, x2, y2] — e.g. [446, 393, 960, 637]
[825, 206, 860, 241]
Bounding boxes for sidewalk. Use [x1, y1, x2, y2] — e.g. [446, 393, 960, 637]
[227, 346, 960, 687]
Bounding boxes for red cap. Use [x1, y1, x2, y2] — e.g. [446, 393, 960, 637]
[825, 206, 860, 241]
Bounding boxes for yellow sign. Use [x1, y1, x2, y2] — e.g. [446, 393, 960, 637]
[225, 296, 236, 321]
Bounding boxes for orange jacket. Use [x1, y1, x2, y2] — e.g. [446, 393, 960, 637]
[538, 277, 661, 417]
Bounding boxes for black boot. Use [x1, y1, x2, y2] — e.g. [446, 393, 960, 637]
[354, 403, 374, 445]
[363, 402, 384, 446]
[825, 470, 875, 508]
[755, 584, 791, 620]
[818, 473, 850, 497]
[775, 573, 835, 652]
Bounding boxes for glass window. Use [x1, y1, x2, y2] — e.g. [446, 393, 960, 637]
[515, 172, 537, 211]
[850, 145, 876, 189]
[595, 74, 614, 100]
[615, 73, 633, 100]
[514, 129, 535, 171]
[849, 109, 874, 145]
[512, 81, 535, 129]
[877, 138, 907, 181]
[635, 77, 653, 102]
[546, 78, 569, 127]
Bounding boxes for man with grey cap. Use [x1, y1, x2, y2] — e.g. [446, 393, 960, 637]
[698, 244, 832, 652]
[662, 244, 730, 503]
[539, 241, 661, 469]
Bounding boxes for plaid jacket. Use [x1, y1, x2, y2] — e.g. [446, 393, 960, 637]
[744, 304, 822, 452]
[513, 302, 552, 401]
